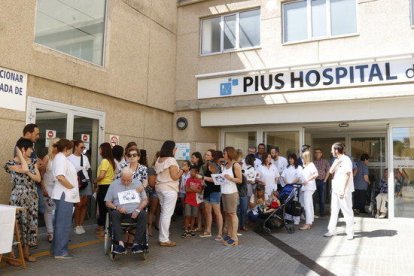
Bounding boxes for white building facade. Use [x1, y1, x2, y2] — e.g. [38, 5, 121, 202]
[176, 0, 414, 219]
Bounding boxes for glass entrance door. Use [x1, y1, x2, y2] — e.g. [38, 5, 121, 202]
[264, 131, 299, 157]
[392, 127, 414, 218]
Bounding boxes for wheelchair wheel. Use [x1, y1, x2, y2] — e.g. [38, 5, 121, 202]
[104, 213, 111, 255]
[263, 226, 271, 235]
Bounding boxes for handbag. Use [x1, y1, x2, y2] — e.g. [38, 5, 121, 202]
[77, 154, 90, 191]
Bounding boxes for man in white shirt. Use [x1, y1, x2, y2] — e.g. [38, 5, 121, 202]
[324, 142, 355, 240]
[270, 147, 288, 188]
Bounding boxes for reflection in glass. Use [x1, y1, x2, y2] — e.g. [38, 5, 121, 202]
[201, 17, 221, 54]
[330, 0, 357, 36]
[34, 108, 67, 156]
[393, 127, 414, 218]
[35, 0, 107, 65]
[265, 131, 299, 157]
[283, 1, 308, 42]
[223, 15, 236, 50]
[224, 132, 257, 153]
[239, 9, 260, 48]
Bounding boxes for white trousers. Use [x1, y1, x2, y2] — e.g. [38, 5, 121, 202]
[43, 196, 55, 234]
[376, 193, 388, 214]
[328, 192, 354, 237]
[158, 190, 178, 243]
[300, 190, 315, 225]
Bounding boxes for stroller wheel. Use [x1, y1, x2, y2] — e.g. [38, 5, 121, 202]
[263, 227, 271, 235]
[286, 225, 295, 234]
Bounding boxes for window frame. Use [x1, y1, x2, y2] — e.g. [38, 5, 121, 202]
[200, 8, 261, 56]
[33, 0, 109, 67]
[281, 0, 358, 44]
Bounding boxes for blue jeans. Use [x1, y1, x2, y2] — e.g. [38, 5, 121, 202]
[315, 179, 326, 216]
[52, 193, 74, 257]
[237, 196, 249, 229]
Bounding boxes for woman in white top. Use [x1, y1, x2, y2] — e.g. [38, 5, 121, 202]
[257, 153, 279, 198]
[68, 140, 92, 235]
[40, 138, 59, 242]
[281, 153, 303, 225]
[52, 139, 80, 259]
[299, 151, 318, 230]
[155, 140, 183, 247]
[221, 147, 242, 246]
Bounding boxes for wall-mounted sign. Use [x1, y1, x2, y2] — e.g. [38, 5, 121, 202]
[45, 129, 56, 146]
[81, 134, 90, 151]
[175, 143, 190, 161]
[0, 67, 27, 111]
[109, 135, 120, 147]
[198, 57, 414, 99]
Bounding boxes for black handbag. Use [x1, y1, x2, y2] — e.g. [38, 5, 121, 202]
[285, 200, 302, 216]
[77, 155, 90, 191]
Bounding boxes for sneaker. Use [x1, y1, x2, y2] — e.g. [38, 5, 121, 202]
[74, 226, 83, 235]
[379, 213, 386, 219]
[131, 244, 143, 254]
[113, 244, 126, 254]
[181, 231, 189, 238]
[347, 235, 354, 240]
[323, 231, 335, 237]
[54, 254, 73, 260]
[79, 225, 86, 234]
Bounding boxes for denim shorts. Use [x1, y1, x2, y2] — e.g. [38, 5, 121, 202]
[204, 191, 221, 204]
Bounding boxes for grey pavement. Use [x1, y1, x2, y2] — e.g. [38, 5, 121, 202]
[1, 215, 414, 276]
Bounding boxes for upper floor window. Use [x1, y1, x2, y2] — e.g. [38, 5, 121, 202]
[411, 0, 414, 26]
[283, 0, 357, 43]
[201, 9, 260, 55]
[34, 0, 107, 66]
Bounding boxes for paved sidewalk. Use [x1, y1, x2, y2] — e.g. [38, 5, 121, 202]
[1, 216, 413, 276]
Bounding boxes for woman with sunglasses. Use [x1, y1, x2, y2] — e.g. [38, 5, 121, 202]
[117, 146, 148, 185]
[68, 140, 92, 235]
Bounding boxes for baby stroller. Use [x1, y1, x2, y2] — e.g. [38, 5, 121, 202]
[260, 184, 302, 235]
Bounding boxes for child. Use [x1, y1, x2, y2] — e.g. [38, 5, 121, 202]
[182, 166, 203, 238]
[247, 185, 267, 222]
[264, 190, 281, 214]
[179, 161, 191, 224]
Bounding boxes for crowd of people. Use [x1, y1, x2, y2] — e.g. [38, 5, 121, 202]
[4, 123, 399, 262]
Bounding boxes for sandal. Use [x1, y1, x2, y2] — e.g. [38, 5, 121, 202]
[214, 235, 223, 241]
[222, 235, 231, 242]
[159, 241, 176, 247]
[199, 232, 212, 238]
[223, 238, 238, 247]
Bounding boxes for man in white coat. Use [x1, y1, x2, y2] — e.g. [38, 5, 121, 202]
[324, 142, 355, 240]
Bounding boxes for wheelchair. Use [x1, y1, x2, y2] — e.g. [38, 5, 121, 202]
[103, 210, 149, 261]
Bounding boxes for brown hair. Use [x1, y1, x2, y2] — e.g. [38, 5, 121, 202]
[54, 139, 73, 153]
[223, 146, 237, 161]
[126, 146, 140, 156]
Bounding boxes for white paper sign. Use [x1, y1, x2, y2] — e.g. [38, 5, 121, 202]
[118, 190, 140, 205]
[0, 205, 17, 254]
[175, 143, 191, 160]
[196, 192, 204, 204]
[0, 67, 27, 111]
[211, 174, 227, 186]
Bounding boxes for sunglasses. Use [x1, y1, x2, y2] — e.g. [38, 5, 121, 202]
[127, 153, 138, 158]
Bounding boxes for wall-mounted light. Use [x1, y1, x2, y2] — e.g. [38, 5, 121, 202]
[339, 122, 349, 128]
[176, 117, 188, 130]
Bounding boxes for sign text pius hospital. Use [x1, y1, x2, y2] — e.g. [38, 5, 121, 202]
[197, 58, 414, 99]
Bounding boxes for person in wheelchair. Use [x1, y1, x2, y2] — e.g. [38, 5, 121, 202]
[105, 167, 148, 254]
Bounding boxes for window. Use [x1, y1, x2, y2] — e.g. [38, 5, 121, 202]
[34, 0, 107, 65]
[412, 0, 414, 26]
[201, 9, 260, 55]
[283, 0, 357, 43]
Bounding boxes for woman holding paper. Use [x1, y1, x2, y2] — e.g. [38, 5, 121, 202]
[199, 150, 223, 240]
[5, 138, 41, 262]
[221, 147, 242, 247]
